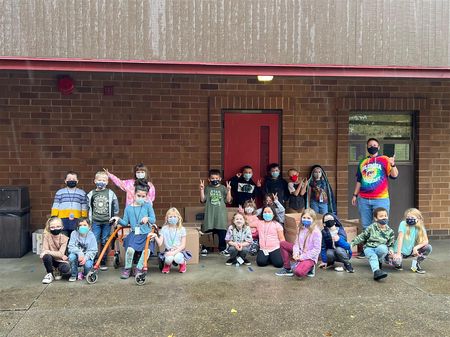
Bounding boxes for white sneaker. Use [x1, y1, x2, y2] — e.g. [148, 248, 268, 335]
[42, 273, 54, 284]
[53, 270, 62, 280]
[68, 275, 77, 282]
[334, 266, 344, 272]
[201, 249, 208, 256]
[54, 274, 62, 281]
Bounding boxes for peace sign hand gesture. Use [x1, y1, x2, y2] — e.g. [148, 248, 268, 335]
[199, 180, 205, 191]
[226, 181, 232, 191]
[272, 193, 278, 201]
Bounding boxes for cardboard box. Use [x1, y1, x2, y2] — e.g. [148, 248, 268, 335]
[32, 229, 44, 255]
[344, 226, 358, 253]
[199, 232, 219, 248]
[184, 206, 205, 223]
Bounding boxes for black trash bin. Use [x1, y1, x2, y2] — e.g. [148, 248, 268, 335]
[0, 187, 31, 258]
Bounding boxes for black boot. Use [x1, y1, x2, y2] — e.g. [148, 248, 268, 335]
[374, 269, 388, 280]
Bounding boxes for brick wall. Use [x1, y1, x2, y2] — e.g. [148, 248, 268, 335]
[0, 71, 449, 237]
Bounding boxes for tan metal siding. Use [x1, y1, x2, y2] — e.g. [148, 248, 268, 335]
[1, 0, 450, 66]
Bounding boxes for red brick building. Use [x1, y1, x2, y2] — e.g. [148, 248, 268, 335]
[1, 1, 449, 238]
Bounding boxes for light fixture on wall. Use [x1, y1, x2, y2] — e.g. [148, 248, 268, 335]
[257, 75, 274, 82]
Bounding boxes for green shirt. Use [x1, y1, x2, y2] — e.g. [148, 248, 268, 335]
[203, 185, 228, 232]
[351, 222, 395, 249]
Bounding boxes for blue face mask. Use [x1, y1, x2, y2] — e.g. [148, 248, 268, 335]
[263, 213, 274, 221]
[95, 182, 107, 189]
[406, 218, 417, 226]
[136, 198, 145, 206]
[302, 219, 313, 227]
[377, 219, 388, 225]
[243, 173, 252, 181]
[78, 226, 89, 235]
[167, 216, 178, 225]
[271, 171, 280, 178]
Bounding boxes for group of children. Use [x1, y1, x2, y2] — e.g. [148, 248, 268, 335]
[40, 164, 432, 284]
[42, 165, 190, 284]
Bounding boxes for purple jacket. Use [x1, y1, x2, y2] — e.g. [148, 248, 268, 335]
[293, 227, 322, 263]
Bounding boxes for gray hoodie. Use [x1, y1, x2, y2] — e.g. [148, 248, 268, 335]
[68, 230, 98, 260]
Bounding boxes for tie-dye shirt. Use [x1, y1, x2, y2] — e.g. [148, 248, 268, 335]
[356, 155, 392, 199]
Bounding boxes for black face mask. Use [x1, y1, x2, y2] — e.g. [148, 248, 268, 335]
[50, 229, 62, 235]
[367, 146, 379, 155]
[66, 181, 77, 188]
[211, 180, 220, 186]
[324, 220, 336, 228]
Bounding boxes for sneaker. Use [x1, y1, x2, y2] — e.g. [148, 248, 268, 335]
[395, 264, 403, 271]
[135, 268, 143, 275]
[334, 266, 344, 272]
[178, 263, 187, 273]
[373, 269, 388, 281]
[225, 259, 236, 266]
[42, 273, 54, 284]
[412, 263, 426, 274]
[99, 264, 108, 271]
[120, 268, 131, 279]
[356, 251, 366, 259]
[307, 266, 316, 277]
[201, 248, 208, 256]
[77, 272, 84, 281]
[53, 270, 62, 281]
[275, 268, 294, 277]
[243, 258, 251, 266]
[343, 262, 354, 273]
[162, 264, 171, 274]
[68, 275, 77, 282]
[220, 250, 230, 257]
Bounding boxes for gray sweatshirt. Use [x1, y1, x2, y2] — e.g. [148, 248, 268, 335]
[68, 230, 98, 260]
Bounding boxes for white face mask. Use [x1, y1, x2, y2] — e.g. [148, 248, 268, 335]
[245, 207, 254, 214]
[234, 219, 245, 228]
[136, 172, 146, 179]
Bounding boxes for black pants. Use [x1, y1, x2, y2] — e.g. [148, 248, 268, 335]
[42, 254, 70, 274]
[256, 249, 283, 268]
[213, 229, 227, 252]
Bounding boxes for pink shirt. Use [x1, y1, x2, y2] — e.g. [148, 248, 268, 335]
[256, 220, 283, 252]
[107, 172, 156, 206]
[245, 214, 259, 234]
[293, 227, 322, 263]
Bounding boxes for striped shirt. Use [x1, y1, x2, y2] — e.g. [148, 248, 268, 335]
[51, 188, 88, 219]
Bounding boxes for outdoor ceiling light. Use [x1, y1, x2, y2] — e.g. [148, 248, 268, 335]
[257, 75, 274, 82]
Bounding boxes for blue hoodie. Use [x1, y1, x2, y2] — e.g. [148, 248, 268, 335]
[321, 220, 352, 263]
[68, 230, 98, 260]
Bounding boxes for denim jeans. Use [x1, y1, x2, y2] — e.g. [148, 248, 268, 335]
[364, 244, 388, 272]
[228, 246, 249, 260]
[326, 247, 350, 266]
[310, 199, 328, 214]
[92, 222, 112, 246]
[357, 197, 390, 229]
[69, 253, 93, 276]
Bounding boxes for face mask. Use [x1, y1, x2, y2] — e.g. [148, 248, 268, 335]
[50, 228, 62, 235]
[136, 172, 146, 179]
[406, 218, 417, 226]
[244, 207, 254, 214]
[95, 182, 106, 189]
[243, 173, 252, 181]
[324, 220, 336, 228]
[367, 146, 379, 155]
[290, 175, 298, 182]
[234, 219, 245, 227]
[263, 213, 274, 221]
[135, 198, 145, 206]
[377, 219, 388, 225]
[167, 216, 178, 225]
[302, 219, 313, 228]
[211, 180, 220, 186]
[313, 172, 321, 179]
[271, 171, 280, 178]
[78, 226, 89, 235]
[66, 181, 77, 188]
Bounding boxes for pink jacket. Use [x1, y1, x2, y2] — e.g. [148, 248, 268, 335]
[293, 227, 322, 263]
[107, 172, 156, 206]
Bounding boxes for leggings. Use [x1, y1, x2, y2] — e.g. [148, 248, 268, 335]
[256, 248, 283, 268]
[125, 247, 150, 270]
[42, 254, 70, 274]
[280, 240, 315, 277]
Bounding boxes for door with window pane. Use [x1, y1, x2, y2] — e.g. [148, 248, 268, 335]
[348, 112, 415, 232]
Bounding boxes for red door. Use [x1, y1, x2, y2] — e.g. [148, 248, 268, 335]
[223, 111, 280, 183]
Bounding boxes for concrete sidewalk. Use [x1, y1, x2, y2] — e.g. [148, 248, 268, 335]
[1, 240, 449, 337]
